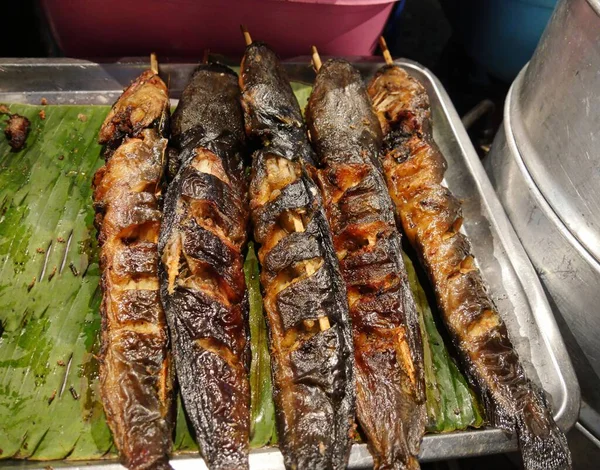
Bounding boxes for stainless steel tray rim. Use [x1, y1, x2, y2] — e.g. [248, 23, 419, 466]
[502, 82, 582, 426]
[1, 432, 519, 470]
[409, 57, 579, 429]
[488, 72, 599, 430]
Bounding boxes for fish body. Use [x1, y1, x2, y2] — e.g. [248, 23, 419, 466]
[306, 59, 426, 470]
[93, 69, 174, 470]
[240, 43, 355, 470]
[158, 64, 251, 470]
[367, 64, 572, 470]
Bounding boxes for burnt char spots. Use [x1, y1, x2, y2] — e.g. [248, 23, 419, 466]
[158, 64, 251, 470]
[240, 42, 355, 470]
[306, 59, 426, 470]
[93, 68, 174, 470]
[4, 113, 30, 150]
[368, 64, 571, 470]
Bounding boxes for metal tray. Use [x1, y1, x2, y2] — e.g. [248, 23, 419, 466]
[0, 58, 579, 469]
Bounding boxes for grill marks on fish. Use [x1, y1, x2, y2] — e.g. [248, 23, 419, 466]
[367, 65, 572, 470]
[158, 64, 250, 470]
[240, 42, 355, 470]
[306, 59, 426, 470]
[93, 69, 173, 470]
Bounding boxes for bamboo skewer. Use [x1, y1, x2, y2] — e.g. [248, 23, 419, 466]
[152, 51, 169, 211]
[202, 49, 210, 65]
[291, 214, 305, 232]
[319, 314, 331, 331]
[305, 261, 330, 331]
[311, 45, 322, 72]
[241, 25, 253, 46]
[379, 36, 394, 65]
[275, 159, 305, 232]
[150, 52, 159, 74]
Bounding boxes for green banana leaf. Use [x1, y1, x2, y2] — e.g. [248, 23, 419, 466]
[245, 242, 277, 448]
[403, 252, 484, 432]
[0, 104, 112, 460]
[291, 82, 313, 115]
[0, 98, 481, 462]
[0, 104, 195, 460]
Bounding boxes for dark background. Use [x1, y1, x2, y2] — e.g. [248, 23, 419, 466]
[1, 0, 503, 161]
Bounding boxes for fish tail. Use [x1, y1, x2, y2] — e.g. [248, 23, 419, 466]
[515, 395, 572, 470]
[405, 455, 421, 470]
[373, 452, 421, 470]
[394, 456, 421, 470]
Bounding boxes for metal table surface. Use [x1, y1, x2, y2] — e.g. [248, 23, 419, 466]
[0, 57, 580, 469]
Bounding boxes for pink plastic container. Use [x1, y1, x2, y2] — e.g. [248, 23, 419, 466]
[41, 0, 395, 59]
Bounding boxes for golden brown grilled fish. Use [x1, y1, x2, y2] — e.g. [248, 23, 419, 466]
[368, 64, 571, 470]
[306, 59, 426, 470]
[94, 68, 173, 470]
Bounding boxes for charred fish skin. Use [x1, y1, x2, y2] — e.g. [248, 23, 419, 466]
[93, 69, 174, 470]
[306, 59, 426, 470]
[239, 42, 316, 167]
[240, 42, 355, 470]
[367, 65, 572, 470]
[158, 64, 251, 470]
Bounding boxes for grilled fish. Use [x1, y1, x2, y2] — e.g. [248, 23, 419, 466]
[368, 64, 572, 470]
[158, 64, 251, 470]
[240, 42, 355, 470]
[306, 59, 426, 470]
[94, 69, 173, 470]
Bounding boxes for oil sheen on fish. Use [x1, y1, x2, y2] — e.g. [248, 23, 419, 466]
[240, 42, 355, 470]
[367, 65, 572, 470]
[306, 59, 426, 470]
[158, 64, 251, 470]
[94, 69, 173, 470]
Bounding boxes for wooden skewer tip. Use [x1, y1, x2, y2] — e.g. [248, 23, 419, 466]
[202, 49, 210, 64]
[241, 25, 252, 46]
[150, 52, 159, 74]
[379, 36, 388, 50]
[311, 45, 322, 71]
[379, 36, 393, 65]
[292, 216, 304, 232]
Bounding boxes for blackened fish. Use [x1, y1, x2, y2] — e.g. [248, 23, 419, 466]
[306, 59, 426, 470]
[158, 64, 251, 470]
[240, 42, 355, 470]
[94, 68, 174, 470]
[367, 64, 572, 470]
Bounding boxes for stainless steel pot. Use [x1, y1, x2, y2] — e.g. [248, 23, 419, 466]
[510, 0, 600, 263]
[485, 0, 600, 427]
